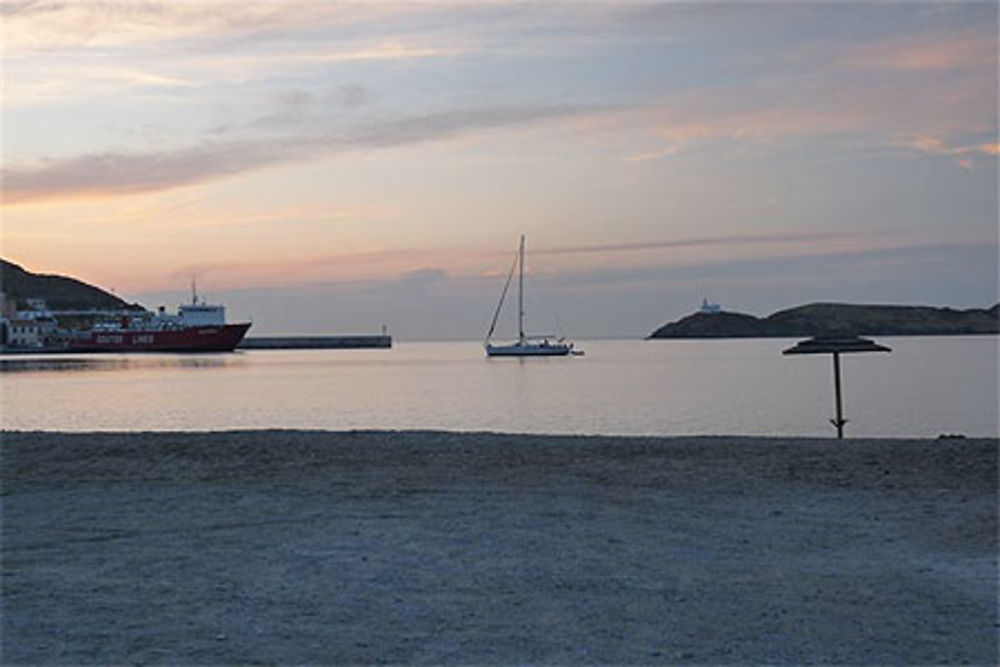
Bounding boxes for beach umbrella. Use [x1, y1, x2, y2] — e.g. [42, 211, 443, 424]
[783, 336, 891, 439]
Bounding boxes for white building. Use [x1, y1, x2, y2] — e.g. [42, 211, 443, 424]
[699, 298, 722, 314]
[6, 318, 44, 348]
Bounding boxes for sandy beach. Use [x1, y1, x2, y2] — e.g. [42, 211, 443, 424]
[2, 430, 996, 664]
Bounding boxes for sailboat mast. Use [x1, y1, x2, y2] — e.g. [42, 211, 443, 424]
[518, 234, 525, 342]
[485, 251, 518, 345]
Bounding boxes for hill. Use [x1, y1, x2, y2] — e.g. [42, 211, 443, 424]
[1, 259, 142, 312]
[648, 302, 999, 339]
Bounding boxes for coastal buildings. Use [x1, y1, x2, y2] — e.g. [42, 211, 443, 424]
[1, 295, 59, 349]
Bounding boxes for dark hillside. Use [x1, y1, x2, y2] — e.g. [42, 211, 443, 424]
[646, 311, 765, 338]
[765, 303, 999, 336]
[1, 259, 142, 311]
[649, 302, 999, 339]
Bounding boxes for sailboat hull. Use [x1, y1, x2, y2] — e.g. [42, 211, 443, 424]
[486, 342, 573, 357]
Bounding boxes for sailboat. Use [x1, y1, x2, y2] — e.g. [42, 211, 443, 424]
[484, 235, 579, 357]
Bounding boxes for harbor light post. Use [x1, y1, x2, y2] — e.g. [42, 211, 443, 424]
[783, 336, 891, 439]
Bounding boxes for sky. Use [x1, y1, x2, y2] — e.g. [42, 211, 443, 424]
[2, 1, 997, 340]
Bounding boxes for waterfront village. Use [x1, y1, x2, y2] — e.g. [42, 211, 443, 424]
[0, 293, 143, 351]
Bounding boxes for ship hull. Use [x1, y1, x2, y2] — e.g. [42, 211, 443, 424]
[485, 342, 573, 357]
[69, 323, 251, 353]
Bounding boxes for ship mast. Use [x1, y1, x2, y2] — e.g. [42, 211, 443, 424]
[518, 234, 525, 343]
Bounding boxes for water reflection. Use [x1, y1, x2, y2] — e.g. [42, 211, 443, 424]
[0, 354, 235, 373]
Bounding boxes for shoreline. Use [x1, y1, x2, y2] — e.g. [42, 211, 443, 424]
[3, 431, 997, 664]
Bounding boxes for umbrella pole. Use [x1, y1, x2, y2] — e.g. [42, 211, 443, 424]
[831, 351, 846, 439]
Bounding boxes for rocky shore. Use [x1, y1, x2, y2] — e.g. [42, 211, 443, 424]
[2, 430, 997, 664]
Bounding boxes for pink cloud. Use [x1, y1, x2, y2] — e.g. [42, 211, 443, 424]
[898, 133, 1000, 168]
[655, 107, 863, 145]
[980, 143, 1000, 156]
[611, 91, 869, 161]
[842, 31, 996, 72]
[1, 1, 396, 54]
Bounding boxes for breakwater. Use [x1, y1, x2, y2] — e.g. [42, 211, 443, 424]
[238, 335, 391, 350]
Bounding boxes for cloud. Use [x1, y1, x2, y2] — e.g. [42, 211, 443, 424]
[534, 232, 850, 257]
[622, 146, 678, 163]
[606, 92, 873, 163]
[610, 33, 996, 163]
[5, 39, 465, 109]
[4, 62, 199, 108]
[75, 229, 871, 294]
[895, 132, 1000, 169]
[0, 1, 373, 53]
[842, 31, 997, 72]
[154, 230, 906, 293]
[2, 103, 599, 204]
[3, 141, 283, 204]
[336, 83, 370, 108]
[2, 2, 470, 109]
[277, 41, 462, 64]
[141, 248, 454, 293]
[603, 12, 997, 163]
[530, 241, 1000, 295]
[399, 267, 450, 288]
[658, 106, 863, 149]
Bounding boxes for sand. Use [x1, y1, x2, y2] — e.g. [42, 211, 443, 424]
[1, 430, 997, 665]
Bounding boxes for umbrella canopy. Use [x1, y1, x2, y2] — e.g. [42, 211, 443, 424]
[783, 336, 891, 355]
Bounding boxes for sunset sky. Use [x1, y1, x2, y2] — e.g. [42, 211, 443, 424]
[2, 1, 997, 339]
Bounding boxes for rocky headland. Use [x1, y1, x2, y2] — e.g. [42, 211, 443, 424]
[649, 302, 999, 339]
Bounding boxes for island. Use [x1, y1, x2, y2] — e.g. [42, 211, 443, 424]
[648, 302, 999, 339]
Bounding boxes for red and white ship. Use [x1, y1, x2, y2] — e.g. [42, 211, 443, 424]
[69, 287, 250, 353]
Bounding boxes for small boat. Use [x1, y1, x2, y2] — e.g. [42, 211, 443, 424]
[484, 235, 578, 357]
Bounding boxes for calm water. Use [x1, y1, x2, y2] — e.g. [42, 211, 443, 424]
[1, 338, 996, 437]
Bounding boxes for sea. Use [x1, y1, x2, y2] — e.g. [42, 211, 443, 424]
[1, 337, 996, 438]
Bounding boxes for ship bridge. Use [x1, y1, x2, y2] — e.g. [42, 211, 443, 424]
[179, 303, 225, 326]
